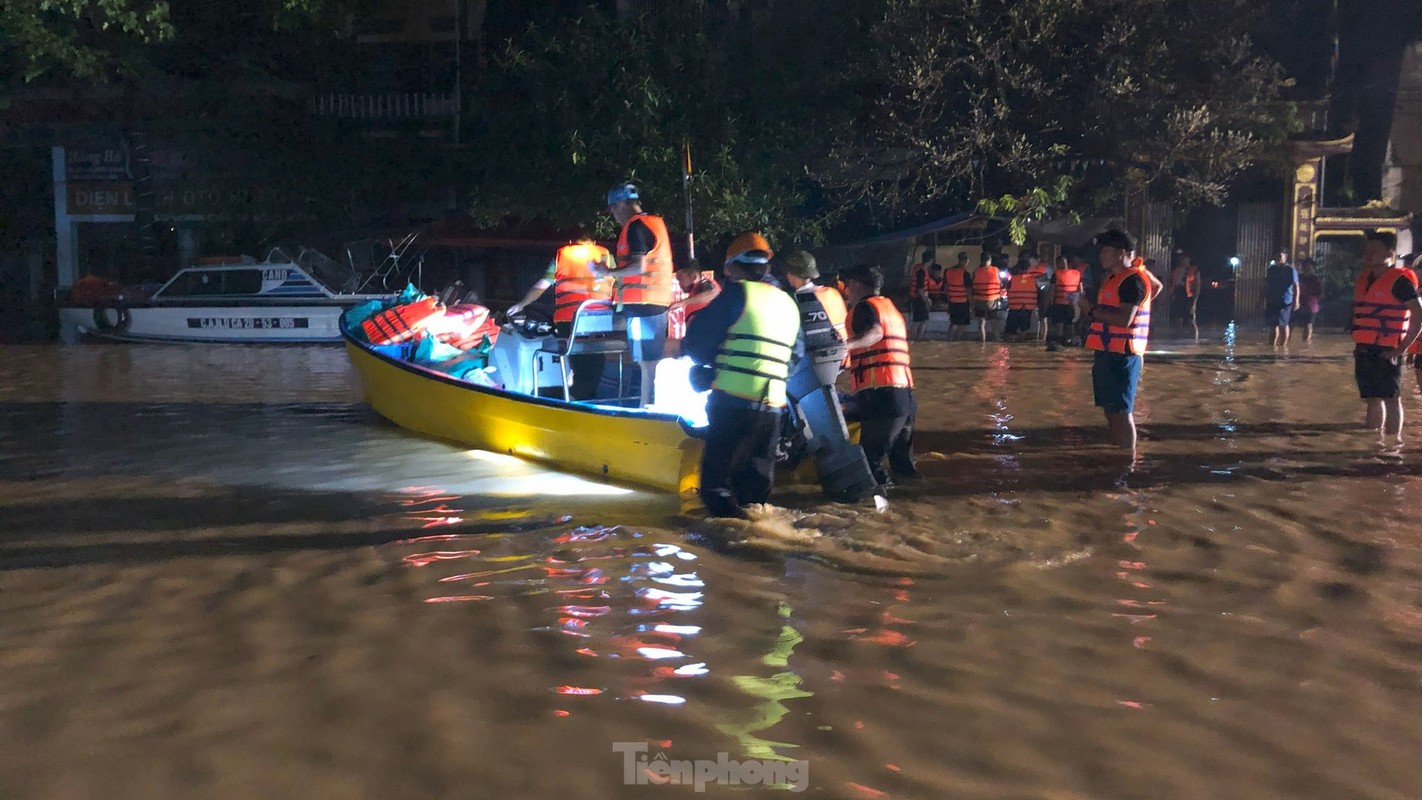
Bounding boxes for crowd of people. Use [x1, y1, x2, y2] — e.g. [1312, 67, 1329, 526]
[508, 183, 1421, 518]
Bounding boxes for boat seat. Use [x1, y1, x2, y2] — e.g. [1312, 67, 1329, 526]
[534, 299, 629, 402]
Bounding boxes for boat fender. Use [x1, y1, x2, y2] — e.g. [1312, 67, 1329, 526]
[92, 301, 132, 334]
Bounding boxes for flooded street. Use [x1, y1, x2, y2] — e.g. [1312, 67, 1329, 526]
[0, 332, 1418, 800]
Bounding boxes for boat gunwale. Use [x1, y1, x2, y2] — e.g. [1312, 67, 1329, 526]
[340, 322, 704, 433]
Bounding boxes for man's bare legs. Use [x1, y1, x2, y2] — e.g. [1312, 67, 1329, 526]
[1105, 410, 1137, 459]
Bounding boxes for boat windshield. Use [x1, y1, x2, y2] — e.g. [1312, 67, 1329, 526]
[278, 247, 362, 294]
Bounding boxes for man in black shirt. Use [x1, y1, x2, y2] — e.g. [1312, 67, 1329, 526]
[1265, 250, 1300, 347]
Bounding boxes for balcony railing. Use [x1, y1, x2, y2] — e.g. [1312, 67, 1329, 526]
[311, 92, 456, 120]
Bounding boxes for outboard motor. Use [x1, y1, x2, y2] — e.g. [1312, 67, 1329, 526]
[785, 290, 878, 502]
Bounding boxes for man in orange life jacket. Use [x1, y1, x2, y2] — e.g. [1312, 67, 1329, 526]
[1028, 254, 1051, 341]
[507, 239, 614, 400]
[682, 243, 804, 518]
[841, 264, 919, 490]
[1168, 252, 1202, 341]
[1046, 254, 1082, 350]
[972, 252, 1006, 342]
[907, 249, 938, 341]
[1078, 229, 1163, 459]
[1351, 230, 1422, 444]
[593, 182, 674, 407]
[667, 263, 721, 343]
[1004, 258, 1039, 341]
[943, 251, 974, 340]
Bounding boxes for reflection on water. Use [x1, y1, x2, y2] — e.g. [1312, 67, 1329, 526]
[0, 334, 1419, 800]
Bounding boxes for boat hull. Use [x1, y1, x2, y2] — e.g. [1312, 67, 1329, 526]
[343, 333, 704, 496]
[60, 303, 363, 344]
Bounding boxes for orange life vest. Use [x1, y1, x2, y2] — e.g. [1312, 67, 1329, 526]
[1085, 266, 1152, 355]
[848, 295, 914, 392]
[1007, 273, 1039, 310]
[815, 284, 849, 342]
[552, 243, 613, 324]
[943, 266, 970, 303]
[1028, 263, 1049, 281]
[363, 296, 441, 345]
[1181, 266, 1201, 299]
[432, 304, 500, 350]
[1053, 267, 1082, 304]
[683, 274, 720, 319]
[614, 213, 674, 307]
[909, 264, 933, 299]
[973, 266, 1003, 304]
[1352, 267, 1417, 349]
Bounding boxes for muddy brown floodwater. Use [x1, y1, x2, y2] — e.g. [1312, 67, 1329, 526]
[0, 328, 1418, 800]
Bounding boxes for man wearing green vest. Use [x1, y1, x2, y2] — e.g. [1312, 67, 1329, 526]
[682, 238, 804, 518]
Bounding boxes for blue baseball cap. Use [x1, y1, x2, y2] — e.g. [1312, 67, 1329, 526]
[606, 182, 640, 207]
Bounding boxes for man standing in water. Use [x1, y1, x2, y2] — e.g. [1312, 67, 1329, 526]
[841, 264, 919, 490]
[1295, 258, 1324, 343]
[682, 242, 803, 518]
[943, 251, 974, 340]
[1350, 230, 1421, 445]
[594, 182, 674, 407]
[1168, 252, 1202, 341]
[1078, 230, 1163, 460]
[1265, 249, 1300, 347]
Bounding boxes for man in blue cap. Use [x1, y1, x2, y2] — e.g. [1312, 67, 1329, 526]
[592, 182, 675, 406]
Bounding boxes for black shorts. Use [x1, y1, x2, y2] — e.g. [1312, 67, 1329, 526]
[1004, 309, 1034, 334]
[1292, 308, 1316, 326]
[972, 300, 1001, 319]
[947, 302, 971, 325]
[1355, 346, 1402, 399]
[1049, 304, 1076, 325]
[910, 296, 931, 322]
[1267, 304, 1292, 328]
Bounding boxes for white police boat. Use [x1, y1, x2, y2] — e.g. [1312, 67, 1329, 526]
[59, 247, 399, 344]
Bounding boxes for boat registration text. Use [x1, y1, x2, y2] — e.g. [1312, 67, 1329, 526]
[186, 317, 311, 330]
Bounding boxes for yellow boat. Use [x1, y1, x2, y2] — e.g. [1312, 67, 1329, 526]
[342, 327, 705, 499]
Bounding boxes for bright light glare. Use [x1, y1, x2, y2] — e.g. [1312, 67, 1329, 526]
[1229, 256, 1241, 268]
[637, 694, 687, 705]
[645, 356, 710, 428]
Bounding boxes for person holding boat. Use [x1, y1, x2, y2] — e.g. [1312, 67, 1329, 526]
[841, 264, 920, 492]
[682, 239, 804, 519]
[593, 182, 675, 407]
[507, 239, 614, 401]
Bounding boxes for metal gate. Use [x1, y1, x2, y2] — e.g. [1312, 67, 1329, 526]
[1233, 202, 1280, 323]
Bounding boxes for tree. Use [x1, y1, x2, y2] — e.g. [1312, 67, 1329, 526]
[832, 0, 1295, 240]
[464, 1, 862, 248]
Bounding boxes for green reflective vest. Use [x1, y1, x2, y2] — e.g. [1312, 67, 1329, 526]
[713, 280, 800, 407]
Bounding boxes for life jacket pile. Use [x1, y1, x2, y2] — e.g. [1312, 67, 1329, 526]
[1353, 266, 1418, 350]
[362, 296, 442, 345]
[1085, 265, 1152, 355]
[429, 304, 500, 350]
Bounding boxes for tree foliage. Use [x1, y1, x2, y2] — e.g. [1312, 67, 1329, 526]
[466, 1, 858, 247]
[836, 0, 1295, 238]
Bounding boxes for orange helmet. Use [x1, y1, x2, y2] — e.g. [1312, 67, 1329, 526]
[725, 231, 774, 265]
